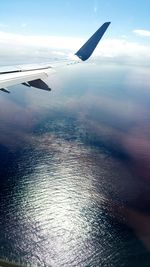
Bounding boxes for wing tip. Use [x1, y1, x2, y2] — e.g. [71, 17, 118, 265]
[75, 21, 111, 61]
[104, 21, 111, 24]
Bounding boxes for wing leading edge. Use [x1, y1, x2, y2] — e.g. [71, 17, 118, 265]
[0, 22, 111, 93]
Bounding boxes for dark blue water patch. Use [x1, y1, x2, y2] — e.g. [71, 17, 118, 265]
[32, 111, 130, 165]
[0, 145, 20, 183]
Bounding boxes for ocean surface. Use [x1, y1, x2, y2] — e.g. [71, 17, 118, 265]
[0, 62, 150, 267]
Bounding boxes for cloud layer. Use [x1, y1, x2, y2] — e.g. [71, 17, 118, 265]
[134, 29, 150, 37]
[0, 30, 150, 66]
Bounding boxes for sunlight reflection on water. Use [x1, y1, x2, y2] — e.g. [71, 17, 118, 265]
[0, 63, 150, 266]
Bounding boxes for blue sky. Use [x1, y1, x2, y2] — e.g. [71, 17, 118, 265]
[0, 0, 150, 39]
[0, 0, 150, 66]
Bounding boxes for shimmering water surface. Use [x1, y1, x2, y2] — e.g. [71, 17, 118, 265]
[0, 63, 150, 266]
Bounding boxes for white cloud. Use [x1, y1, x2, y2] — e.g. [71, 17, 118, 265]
[0, 30, 150, 66]
[0, 31, 83, 49]
[133, 29, 150, 37]
[96, 38, 150, 57]
[93, 38, 150, 66]
[0, 31, 85, 64]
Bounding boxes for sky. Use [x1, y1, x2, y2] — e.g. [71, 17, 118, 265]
[0, 0, 149, 37]
[0, 0, 150, 65]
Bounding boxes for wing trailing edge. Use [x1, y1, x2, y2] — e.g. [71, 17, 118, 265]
[75, 22, 111, 61]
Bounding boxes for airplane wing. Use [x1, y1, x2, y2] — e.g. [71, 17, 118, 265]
[0, 65, 54, 93]
[0, 22, 111, 93]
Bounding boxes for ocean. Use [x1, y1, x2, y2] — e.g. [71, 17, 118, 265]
[0, 62, 150, 266]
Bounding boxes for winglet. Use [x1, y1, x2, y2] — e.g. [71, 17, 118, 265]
[75, 22, 111, 61]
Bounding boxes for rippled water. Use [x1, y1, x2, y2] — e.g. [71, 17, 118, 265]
[0, 63, 150, 266]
